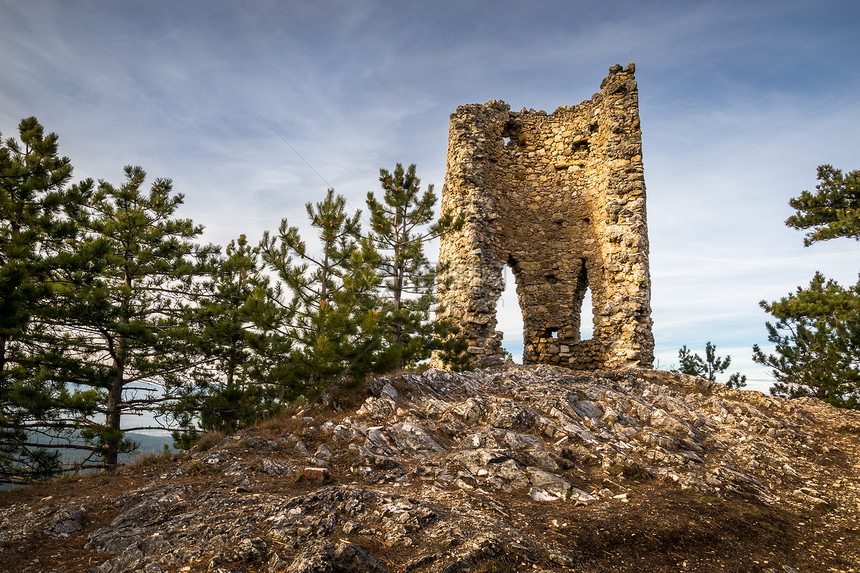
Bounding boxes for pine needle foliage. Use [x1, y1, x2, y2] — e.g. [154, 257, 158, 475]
[0, 117, 79, 483]
[261, 189, 384, 399]
[754, 273, 859, 408]
[755, 164, 860, 409]
[786, 164, 860, 246]
[169, 235, 288, 448]
[367, 163, 467, 370]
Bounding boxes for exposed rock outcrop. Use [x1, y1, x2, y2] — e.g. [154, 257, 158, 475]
[2, 365, 859, 572]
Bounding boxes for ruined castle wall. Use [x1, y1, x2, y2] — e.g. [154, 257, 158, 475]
[434, 63, 654, 370]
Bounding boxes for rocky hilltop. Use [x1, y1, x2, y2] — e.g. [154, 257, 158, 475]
[2, 366, 859, 572]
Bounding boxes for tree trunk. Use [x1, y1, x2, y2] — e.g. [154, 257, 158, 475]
[393, 265, 403, 368]
[105, 266, 133, 471]
[0, 336, 7, 386]
[392, 210, 405, 369]
[103, 339, 124, 471]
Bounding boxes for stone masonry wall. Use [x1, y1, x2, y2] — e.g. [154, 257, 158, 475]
[433, 63, 653, 370]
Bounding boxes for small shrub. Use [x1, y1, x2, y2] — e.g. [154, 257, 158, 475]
[185, 459, 204, 476]
[608, 461, 652, 481]
[126, 447, 173, 470]
[190, 431, 226, 453]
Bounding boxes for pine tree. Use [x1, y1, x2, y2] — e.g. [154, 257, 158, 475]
[674, 342, 747, 388]
[54, 166, 217, 469]
[366, 163, 466, 370]
[261, 188, 382, 399]
[0, 117, 82, 484]
[754, 164, 860, 409]
[170, 235, 288, 446]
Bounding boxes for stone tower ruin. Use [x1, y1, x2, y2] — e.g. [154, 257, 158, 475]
[434, 63, 653, 370]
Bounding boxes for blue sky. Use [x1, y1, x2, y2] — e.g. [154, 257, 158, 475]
[2, 0, 858, 393]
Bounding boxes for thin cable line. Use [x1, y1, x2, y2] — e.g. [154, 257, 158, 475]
[256, 112, 333, 189]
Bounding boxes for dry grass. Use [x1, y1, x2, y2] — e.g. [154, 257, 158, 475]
[190, 431, 227, 453]
[124, 447, 174, 470]
[255, 406, 306, 434]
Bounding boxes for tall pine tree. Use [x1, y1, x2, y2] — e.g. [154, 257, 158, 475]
[0, 117, 84, 484]
[54, 166, 217, 469]
[261, 189, 383, 399]
[366, 163, 466, 370]
[755, 164, 860, 408]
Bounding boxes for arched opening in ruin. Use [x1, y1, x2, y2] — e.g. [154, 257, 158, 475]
[574, 260, 594, 341]
[495, 262, 524, 363]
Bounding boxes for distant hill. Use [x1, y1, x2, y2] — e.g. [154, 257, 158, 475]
[124, 433, 175, 457]
[1, 432, 175, 490]
[26, 430, 173, 459]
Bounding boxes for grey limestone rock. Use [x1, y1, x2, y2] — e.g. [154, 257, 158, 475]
[48, 506, 86, 535]
[260, 457, 295, 477]
[10, 362, 860, 572]
[388, 422, 446, 457]
[286, 540, 387, 573]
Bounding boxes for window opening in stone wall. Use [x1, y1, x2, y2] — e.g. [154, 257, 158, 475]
[580, 288, 593, 340]
[502, 135, 511, 146]
[575, 260, 593, 341]
[495, 263, 524, 363]
[546, 328, 559, 339]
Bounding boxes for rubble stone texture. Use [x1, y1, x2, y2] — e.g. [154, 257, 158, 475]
[434, 63, 653, 370]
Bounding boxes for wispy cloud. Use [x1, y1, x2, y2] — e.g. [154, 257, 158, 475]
[1, 0, 858, 390]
